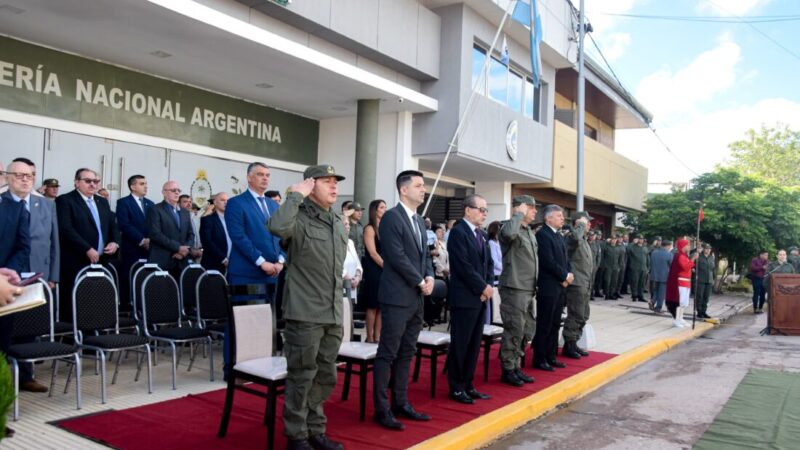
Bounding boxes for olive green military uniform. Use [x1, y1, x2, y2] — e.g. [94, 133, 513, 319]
[498, 203, 538, 372]
[627, 243, 649, 301]
[268, 165, 348, 441]
[602, 241, 620, 297]
[617, 242, 628, 295]
[592, 238, 605, 296]
[564, 219, 593, 343]
[765, 260, 795, 296]
[695, 250, 715, 317]
[349, 220, 365, 259]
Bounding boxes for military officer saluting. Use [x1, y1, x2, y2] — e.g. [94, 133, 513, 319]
[497, 195, 538, 387]
[562, 212, 593, 359]
[269, 164, 348, 450]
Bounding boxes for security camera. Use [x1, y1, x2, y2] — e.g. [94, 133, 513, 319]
[398, 97, 404, 103]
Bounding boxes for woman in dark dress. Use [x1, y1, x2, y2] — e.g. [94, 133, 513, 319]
[362, 199, 386, 343]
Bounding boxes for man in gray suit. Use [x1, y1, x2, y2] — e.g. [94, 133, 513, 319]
[373, 170, 434, 430]
[2, 157, 58, 393]
[649, 240, 674, 313]
[146, 180, 198, 280]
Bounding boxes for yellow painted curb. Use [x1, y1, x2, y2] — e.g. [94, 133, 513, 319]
[409, 322, 715, 450]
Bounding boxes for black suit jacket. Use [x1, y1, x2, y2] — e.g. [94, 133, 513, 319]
[56, 189, 119, 279]
[377, 204, 433, 308]
[146, 201, 194, 271]
[200, 213, 228, 272]
[535, 225, 571, 298]
[447, 219, 493, 309]
[0, 195, 30, 273]
[116, 194, 154, 264]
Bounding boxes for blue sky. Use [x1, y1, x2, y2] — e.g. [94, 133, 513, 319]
[579, 0, 800, 189]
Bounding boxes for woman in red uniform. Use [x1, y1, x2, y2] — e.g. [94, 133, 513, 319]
[666, 239, 698, 328]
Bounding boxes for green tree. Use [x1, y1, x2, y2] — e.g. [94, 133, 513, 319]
[728, 124, 800, 186]
[0, 355, 13, 441]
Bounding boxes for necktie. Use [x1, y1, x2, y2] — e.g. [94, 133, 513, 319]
[474, 228, 485, 255]
[138, 197, 145, 213]
[87, 197, 104, 250]
[411, 214, 422, 251]
[172, 207, 181, 227]
[257, 196, 270, 222]
[21, 198, 29, 212]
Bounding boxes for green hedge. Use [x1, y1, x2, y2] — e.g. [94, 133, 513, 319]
[0, 354, 13, 440]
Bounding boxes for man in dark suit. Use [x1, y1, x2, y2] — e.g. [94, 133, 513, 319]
[373, 170, 434, 431]
[533, 204, 573, 371]
[200, 192, 230, 273]
[146, 180, 197, 280]
[116, 174, 154, 306]
[57, 168, 120, 321]
[0, 162, 31, 437]
[446, 194, 494, 404]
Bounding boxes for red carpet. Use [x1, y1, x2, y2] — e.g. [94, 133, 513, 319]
[56, 345, 615, 449]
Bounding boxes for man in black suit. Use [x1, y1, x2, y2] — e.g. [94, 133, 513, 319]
[532, 204, 574, 371]
[200, 192, 230, 273]
[57, 168, 120, 321]
[146, 180, 198, 280]
[446, 194, 494, 404]
[116, 174, 154, 306]
[373, 170, 434, 431]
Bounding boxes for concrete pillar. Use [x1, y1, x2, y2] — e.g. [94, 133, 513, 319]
[354, 99, 380, 210]
[474, 181, 511, 224]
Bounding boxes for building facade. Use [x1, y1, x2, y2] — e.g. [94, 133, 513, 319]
[0, 0, 649, 225]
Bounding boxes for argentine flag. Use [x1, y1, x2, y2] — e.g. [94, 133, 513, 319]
[511, 0, 543, 87]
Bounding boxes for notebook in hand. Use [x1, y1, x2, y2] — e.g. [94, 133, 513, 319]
[0, 282, 46, 317]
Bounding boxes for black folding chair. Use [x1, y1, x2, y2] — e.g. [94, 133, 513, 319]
[196, 270, 229, 339]
[179, 264, 205, 321]
[140, 271, 214, 389]
[7, 280, 81, 420]
[337, 297, 377, 421]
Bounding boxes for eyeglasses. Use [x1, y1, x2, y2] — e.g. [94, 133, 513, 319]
[79, 178, 102, 184]
[5, 172, 36, 181]
[467, 205, 489, 214]
[165, 188, 182, 194]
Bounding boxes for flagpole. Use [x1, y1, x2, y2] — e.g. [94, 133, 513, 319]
[422, 0, 518, 217]
[576, 0, 586, 211]
[692, 202, 703, 329]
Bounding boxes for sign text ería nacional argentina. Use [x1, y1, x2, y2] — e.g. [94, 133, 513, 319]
[0, 36, 318, 165]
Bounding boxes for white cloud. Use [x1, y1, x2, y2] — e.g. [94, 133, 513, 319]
[583, 0, 639, 34]
[635, 34, 740, 119]
[616, 98, 800, 187]
[696, 0, 771, 17]
[599, 32, 632, 62]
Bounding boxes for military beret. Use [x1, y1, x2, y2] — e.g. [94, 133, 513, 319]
[303, 164, 345, 181]
[512, 195, 536, 207]
[345, 202, 364, 211]
[43, 178, 60, 187]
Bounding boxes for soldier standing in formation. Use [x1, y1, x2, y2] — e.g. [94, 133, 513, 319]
[626, 235, 649, 303]
[591, 231, 604, 299]
[695, 243, 716, 319]
[602, 236, 621, 300]
[562, 212, 593, 359]
[497, 195, 538, 387]
[269, 164, 348, 450]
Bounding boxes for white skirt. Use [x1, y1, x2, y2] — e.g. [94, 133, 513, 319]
[679, 286, 690, 308]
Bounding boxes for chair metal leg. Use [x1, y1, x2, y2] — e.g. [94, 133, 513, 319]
[134, 350, 144, 383]
[111, 351, 123, 385]
[12, 359, 19, 421]
[267, 382, 278, 450]
[208, 337, 215, 382]
[99, 349, 108, 404]
[359, 362, 368, 421]
[169, 342, 178, 390]
[483, 338, 491, 382]
[49, 359, 58, 397]
[145, 344, 153, 394]
[413, 350, 422, 382]
[430, 349, 438, 398]
[64, 360, 74, 395]
[341, 362, 352, 401]
[75, 353, 82, 411]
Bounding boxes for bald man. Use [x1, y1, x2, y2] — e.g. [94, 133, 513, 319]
[146, 181, 197, 279]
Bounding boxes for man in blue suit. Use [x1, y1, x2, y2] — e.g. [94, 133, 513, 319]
[116, 174, 154, 307]
[223, 162, 285, 375]
[0, 161, 32, 415]
[446, 194, 494, 404]
[200, 192, 230, 273]
[2, 158, 58, 393]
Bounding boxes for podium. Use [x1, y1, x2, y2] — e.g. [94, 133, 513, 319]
[768, 274, 800, 335]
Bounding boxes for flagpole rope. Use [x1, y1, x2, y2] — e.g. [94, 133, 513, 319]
[421, 0, 520, 217]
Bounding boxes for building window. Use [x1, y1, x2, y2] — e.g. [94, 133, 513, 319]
[472, 43, 544, 124]
[584, 123, 598, 140]
[471, 46, 487, 94]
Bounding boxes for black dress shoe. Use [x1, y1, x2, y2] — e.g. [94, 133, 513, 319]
[548, 359, 567, 368]
[533, 361, 554, 372]
[449, 391, 474, 404]
[373, 410, 405, 431]
[575, 346, 589, 357]
[466, 388, 491, 400]
[4, 427, 14, 438]
[392, 403, 430, 421]
[561, 343, 582, 360]
[514, 369, 535, 383]
[287, 438, 314, 450]
[309, 433, 344, 450]
[501, 369, 524, 387]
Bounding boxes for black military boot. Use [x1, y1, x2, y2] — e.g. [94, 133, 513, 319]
[562, 341, 582, 359]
